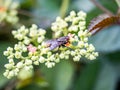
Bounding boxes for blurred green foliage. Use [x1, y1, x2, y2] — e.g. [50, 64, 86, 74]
[0, 0, 120, 90]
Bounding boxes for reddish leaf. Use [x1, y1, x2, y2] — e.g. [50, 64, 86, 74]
[88, 14, 120, 35]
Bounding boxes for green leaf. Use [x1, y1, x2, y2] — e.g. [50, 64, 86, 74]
[74, 61, 100, 90]
[40, 60, 74, 90]
[94, 63, 117, 90]
[90, 25, 120, 53]
[0, 41, 13, 88]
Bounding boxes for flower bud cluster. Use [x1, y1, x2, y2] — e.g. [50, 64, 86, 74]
[51, 11, 98, 61]
[0, 0, 19, 24]
[3, 11, 98, 79]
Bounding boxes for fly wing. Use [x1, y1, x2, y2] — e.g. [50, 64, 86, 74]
[46, 39, 60, 50]
[57, 36, 69, 42]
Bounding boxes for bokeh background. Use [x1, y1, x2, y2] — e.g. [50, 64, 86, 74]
[0, 0, 120, 90]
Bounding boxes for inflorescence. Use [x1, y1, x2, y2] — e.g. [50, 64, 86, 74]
[0, 0, 19, 24]
[3, 11, 98, 79]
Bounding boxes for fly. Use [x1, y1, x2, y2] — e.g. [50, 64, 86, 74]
[45, 33, 74, 50]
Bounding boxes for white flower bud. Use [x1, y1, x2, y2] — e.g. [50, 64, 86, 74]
[65, 50, 70, 54]
[93, 52, 98, 57]
[31, 56, 38, 61]
[88, 44, 95, 52]
[7, 47, 13, 51]
[33, 61, 39, 65]
[3, 71, 9, 77]
[9, 59, 14, 63]
[78, 41, 84, 48]
[39, 56, 45, 63]
[14, 44, 20, 50]
[8, 71, 14, 78]
[73, 56, 80, 61]
[65, 55, 69, 59]
[23, 38, 30, 45]
[77, 11, 86, 18]
[25, 60, 32, 65]
[37, 36, 45, 43]
[4, 64, 13, 69]
[71, 51, 76, 56]
[16, 34, 24, 40]
[15, 51, 22, 59]
[89, 55, 96, 60]
[17, 62, 23, 68]
[54, 58, 60, 63]
[68, 25, 78, 32]
[51, 25, 58, 31]
[70, 11, 76, 17]
[22, 46, 27, 52]
[3, 51, 9, 56]
[80, 49, 87, 55]
[38, 29, 46, 35]
[45, 62, 55, 68]
[59, 53, 64, 59]
[12, 31, 17, 36]
[7, 54, 14, 59]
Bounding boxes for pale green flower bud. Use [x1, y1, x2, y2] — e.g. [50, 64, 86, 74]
[71, 51, 76, 56]
[4, 64, 13, 69]
[37, 36, 45, 43]
[59, 53, 65, 59]
[16, 62, 24, 68]
[39, 56, 45, 63]
[45, 62, 55, 68]
[72, 17, 80, 24]
[8, 59, 14, 63]
[78, 41, 84, 48]
[88, 44, 95, 52]
[73, 56, 80, 61]
[38, 29, 46, 35]
[16, 34, 24, 40]
[70, 11, 76, 17]
[3, 70, 9, 77]
[65, 50, 71, 54]
[79, 21, 86, 26]
[77, 11, 86, 18]
[14, 68, 19, 76]
[33, 61, 39, 65]
[51, 25, 58, 31]
[83, 37, 88, 42]
[15, 51, 22, 59]
[65, 55, 69, 59]
[89, 54, 96, 60]
[54, 58, 60, 63]
[80, 49, 87, 55]
[93, 52, 98, 57]
[7, 54, 14, 59]
[14, 44, 20, 51]
[8, 71, 14, 79]
[12, 31, 17, 36]
[24, 66, 32, 71]
[3, 51, 9, 56]
[54, 31, 62, 38]
[7, 47, 13, 51]
[23, 37, 30, 45]
[25, 60, 32, 65]
[22, 46, 27, 52]
[68, 25, 78, 32]
[31, 56, 38, 61]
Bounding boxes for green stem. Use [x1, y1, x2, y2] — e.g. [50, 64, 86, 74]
[60, 0, 69, 18]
